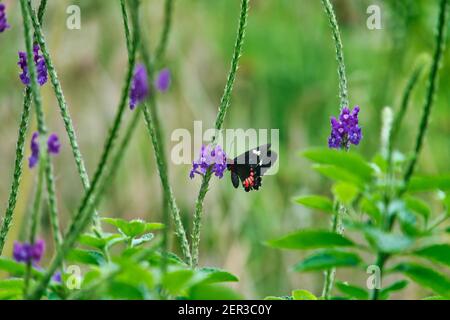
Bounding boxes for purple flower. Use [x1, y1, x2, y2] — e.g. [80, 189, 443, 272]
[155, 68, 171, 92]
[13, 239, 46, 265]
[52, 271, 62, 283]
[29, 132, 40, 169]
[190, 144, 228, 179]
[328, 106, 362, 150]
[129, 64, 149, 110]
[47, 133, 61, 155]
[17, 44, 48, 86]
[0, 3, 10, 33]
[29, 132, 61, 169]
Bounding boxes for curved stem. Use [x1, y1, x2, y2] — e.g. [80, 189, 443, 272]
[27, 2, 101, 229]
[0, 0, 48, 256]
[0, 91, 32, 255]
[321, 0, 349, 109]
[320, 0, 349, 298]
[155, 0, 174, 62]
[191, 0, 249, 268]
[27, 0, 141, 300]
[402, 0, 448, 192]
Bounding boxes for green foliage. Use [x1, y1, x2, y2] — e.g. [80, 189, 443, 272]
[268, 230, 354, 250]
[270, 145, 450, 300]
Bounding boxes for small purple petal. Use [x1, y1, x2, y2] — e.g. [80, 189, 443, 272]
[155, 68, 171, 92]
[47, 133, 61, 155]
[0, 3, 10, 33]
[129, 64, 149, 110]
[328, 106, 362, 150]
[29, 132, 40, 169]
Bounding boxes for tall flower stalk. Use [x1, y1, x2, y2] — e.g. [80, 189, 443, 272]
[0, 0, 48, 256]
[320, 0, 350, 299]
[27, 0, 141, 299]
[26, 1, 101, 230]
[370, 0, 448, 300]
[402, 0, 448, 192]
[114, 0, 179, 270]
[191, 0, 249, 268]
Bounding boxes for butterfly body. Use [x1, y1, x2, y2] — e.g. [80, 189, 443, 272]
[227, 144, 277, 192]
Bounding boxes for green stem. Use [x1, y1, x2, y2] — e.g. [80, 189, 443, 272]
[320, 0, 350, 298]
[402, 0, 448, 192]
[24, 158, 46, 295]
[27, 1, 140, 300]
[191, 0, 249, 268]
[155, 0, 174, 62]
[136, 4, 192, 264]
[27, 2, 101, 230]
[0, 0, 48, 256]
[0, 90, 32, 255]
[387, 59, 427, 166]
[321, 0, 349, 109]
[321, 203, 344, 299]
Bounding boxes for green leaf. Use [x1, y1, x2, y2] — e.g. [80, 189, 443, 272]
[394, 263, 450, 297]
[0, 258, 44, 278]
[268, 230, 354, 250]
[162, 269, 195, 295]
[0, 278, 24, 290]
[362, 226, 413, 253]
[78, 233, 124, 250]
[360, 196, 382, 224]
[404, 196, 430, 222]
[189, 284, 243, 300]
[293, 250, 361, 272]
[292, 289, 317, 300]
[131, 233, 154, 247]
[379, 280, 408, 300]
[422, 295, 446, 300]
[303, 148, 374, 183]
[313, 164, 364, 189]
[408, 175, 450, 192]
[335, 281, 368, 300]
[414, 244, 450, 267]
[332, 182, 359, 205]
[102, 218, 164, 238]
[67, 249, 106, 266]
[294, 195, 334, 214]
[197, 268, 239, 285]
[264, 296, 288, 300]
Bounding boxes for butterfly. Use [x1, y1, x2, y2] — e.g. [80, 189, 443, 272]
[227, 144, 278, 192]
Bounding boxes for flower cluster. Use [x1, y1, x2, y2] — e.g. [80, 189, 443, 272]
[190, 144, 228, 179]
[29, 132, 61, 168]
[129, 64, 149, 110]
[18, 44, 48, 86]
[13, 239, 62, 282]
[13, 239, 45, 265]
[328, 106, 362, 150]
[155, 68, 171, 92]
[0, 3, 10, 33]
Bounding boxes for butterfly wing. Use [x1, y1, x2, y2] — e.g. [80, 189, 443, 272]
[228, 144, 277, 191]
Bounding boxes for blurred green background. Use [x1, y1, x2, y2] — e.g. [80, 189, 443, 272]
[0, 0, 449, 299]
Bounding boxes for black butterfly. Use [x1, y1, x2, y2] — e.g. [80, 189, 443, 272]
[227, 144, 278, 192]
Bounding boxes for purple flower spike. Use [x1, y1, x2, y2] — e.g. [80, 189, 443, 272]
[47, 133, 61, 155]
[17, 44, 48, 86]
[0, 3, 10, 33]
[29, 132, 40, 169]
[18, 52, 30, 85]
[13, 239, 46, 265]
[190, 144, 227, 179]
[155, 68, 171, 92]
[34, 44, 48, 86]
[328, 106, 362, 150]
[129, 63, 149, 110]
[29, 132, 61, 168]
